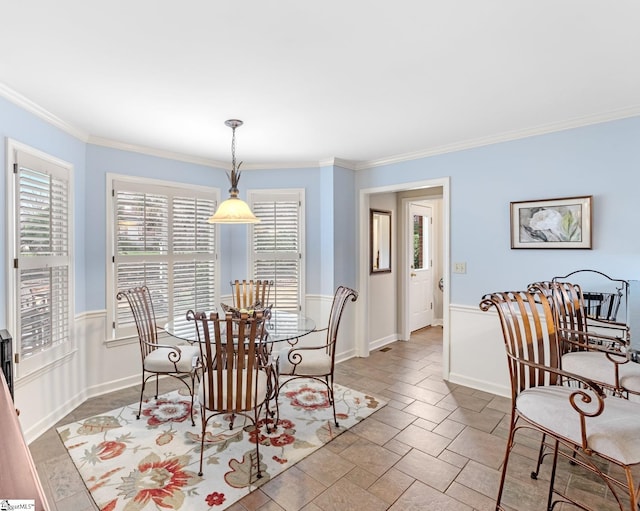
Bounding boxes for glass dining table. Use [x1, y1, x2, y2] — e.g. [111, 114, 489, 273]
[163, 309, 316, 345]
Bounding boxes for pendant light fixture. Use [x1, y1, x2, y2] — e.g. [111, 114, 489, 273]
[207, 119, 260, 224]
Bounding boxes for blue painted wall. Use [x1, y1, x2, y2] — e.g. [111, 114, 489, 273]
[356, 116, 640, 304]
[0, 96, 87, 318]
[2, 93, 640, 323]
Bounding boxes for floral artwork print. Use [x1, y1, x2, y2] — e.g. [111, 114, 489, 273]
[519, 205, 582, 243]
[511, 196, 592, 249]
[58, 380, 384, 511]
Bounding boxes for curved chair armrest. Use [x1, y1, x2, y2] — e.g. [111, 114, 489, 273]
[508, 352, 606, 398]
[559, 327, 629, 354]
[285, 343, 331, 357]
[141, 340, 189, 362]
[509, 353, 608, 453]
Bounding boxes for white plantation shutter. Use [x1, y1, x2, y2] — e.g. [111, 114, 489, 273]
[112, 180, 217, 336]
[14, 150, 72, 361]
[249, 191, 304, 312]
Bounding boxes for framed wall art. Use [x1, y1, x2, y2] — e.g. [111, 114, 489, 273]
[510, 195, 592, 249]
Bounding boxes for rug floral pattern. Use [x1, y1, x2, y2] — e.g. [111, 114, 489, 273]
[58, 380, 384, 511]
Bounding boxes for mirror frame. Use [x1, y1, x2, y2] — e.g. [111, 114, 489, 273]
[370, 209, 392, 274]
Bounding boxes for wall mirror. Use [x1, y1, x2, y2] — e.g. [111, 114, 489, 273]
[370, 209, 392, 274]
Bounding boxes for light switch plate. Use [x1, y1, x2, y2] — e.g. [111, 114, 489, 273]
[454, 262, 466, 274]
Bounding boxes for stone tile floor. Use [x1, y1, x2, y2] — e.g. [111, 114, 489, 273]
[29, 326, 629, 510]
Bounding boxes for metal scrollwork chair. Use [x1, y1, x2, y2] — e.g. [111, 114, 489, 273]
[528, 280, 639, 398]
[117, 286, 200, 426]
[480, 289, 640, 511]
[187, 310, 270, 479]
[553, 269, 627, 324]
[276, 285, 358, 428]
[231, 279, 273, 310]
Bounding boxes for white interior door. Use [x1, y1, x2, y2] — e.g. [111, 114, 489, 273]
[409, 203, 433, 331]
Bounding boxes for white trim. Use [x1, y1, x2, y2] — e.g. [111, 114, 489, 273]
[75, 309, 109, 322]
[22, 373, 141, 443]
[89, 136, 227, 169]
[247, 188, 306, 313]
[105, 172, 221, 340]
[13, 349, 77, 386]
[104, 335, 139, 349]
[6, 139, 76, 380]
[23, 387, 87, 443]
[0, 83, 89, 142]
[368, 333, 400, 352]
[105, 172, 219, 194]
[358, 177, 451, 379]
[446, 371, 510, 399]
[5, 81, 639, 172]
[355, 106, 640, 170]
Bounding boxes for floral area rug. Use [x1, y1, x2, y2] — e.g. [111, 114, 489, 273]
[57, 380, 385, 511]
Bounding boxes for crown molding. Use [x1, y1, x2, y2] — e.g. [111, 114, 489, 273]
[3, 80, 640, 172]
[0, 82, 89, 141]
[87, 135, 228, 169]
[319, 157, 357, 170]
[356, 106, 640, 170]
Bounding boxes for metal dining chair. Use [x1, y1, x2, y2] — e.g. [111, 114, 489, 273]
[117, 286, 200, 425]
[276, 285, 358, 428]
[481, 289, 640, 511]
[186, 310, 270, 479]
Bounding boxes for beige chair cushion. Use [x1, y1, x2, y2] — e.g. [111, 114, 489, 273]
[198, 369, 268, 411]
[562, 351, 640, 393]
[144, 345, 200, 373]
[517, 385, 640, 465]
[278, 348, 332, 376]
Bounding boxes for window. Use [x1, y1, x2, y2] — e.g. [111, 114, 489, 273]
[109, 177, 218, 338]
[249, 190, 304, 311]
[8, 142, 74, 377]
[413, 212, 430, 270]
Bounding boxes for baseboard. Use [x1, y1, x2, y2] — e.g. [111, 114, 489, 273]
[84, 374, 141, 400]
[447, 371, 510, 399]
[369, 334, 400, 352]
[24, 389, 87, 444]
[24, 374, 140, 444]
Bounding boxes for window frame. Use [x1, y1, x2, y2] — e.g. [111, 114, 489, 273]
[105, 173, 220, 341]
[247, 188, 305, 312]
[6, 139, 75, 380]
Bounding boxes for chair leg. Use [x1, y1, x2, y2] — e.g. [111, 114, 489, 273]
[546, 439, 560, 511]
[531, 433, 547, 480]
[624, 466, 637, 511]
[495, 417, 518, 510]
[198, 407, 206, 477]
[136, 372, 147, 420]
[189, 373, 196, 427]
[254, 409, 262, 480]
[154, 373, 159, 399]
[326, 376, 338, 428]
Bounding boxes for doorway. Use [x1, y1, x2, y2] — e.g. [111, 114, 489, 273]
[356, 177, 450, 379]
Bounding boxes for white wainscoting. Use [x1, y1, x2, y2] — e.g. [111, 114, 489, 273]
[447, 303, 510, 398]
[17, 299, 508, 443]
[271, 294, 356, 364]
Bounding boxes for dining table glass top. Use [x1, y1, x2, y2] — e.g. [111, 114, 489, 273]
[164, 309, 316, 344]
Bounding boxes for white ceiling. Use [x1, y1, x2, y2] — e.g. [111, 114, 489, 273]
[2, 1, 640, 169]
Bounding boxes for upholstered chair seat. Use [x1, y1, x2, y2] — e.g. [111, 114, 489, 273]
[278, 348, 332, 376]
[562, 351, 640, 395]
[517, 385, 640, 465]
[144, 345, 200, 373]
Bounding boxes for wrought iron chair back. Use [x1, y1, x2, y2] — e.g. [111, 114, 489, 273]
[187, 310, 269, 479]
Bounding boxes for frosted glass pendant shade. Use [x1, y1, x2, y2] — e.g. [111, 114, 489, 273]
[207, 196, 260, 224]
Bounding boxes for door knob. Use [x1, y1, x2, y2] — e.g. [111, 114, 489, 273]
[411, 273, 417, 277]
